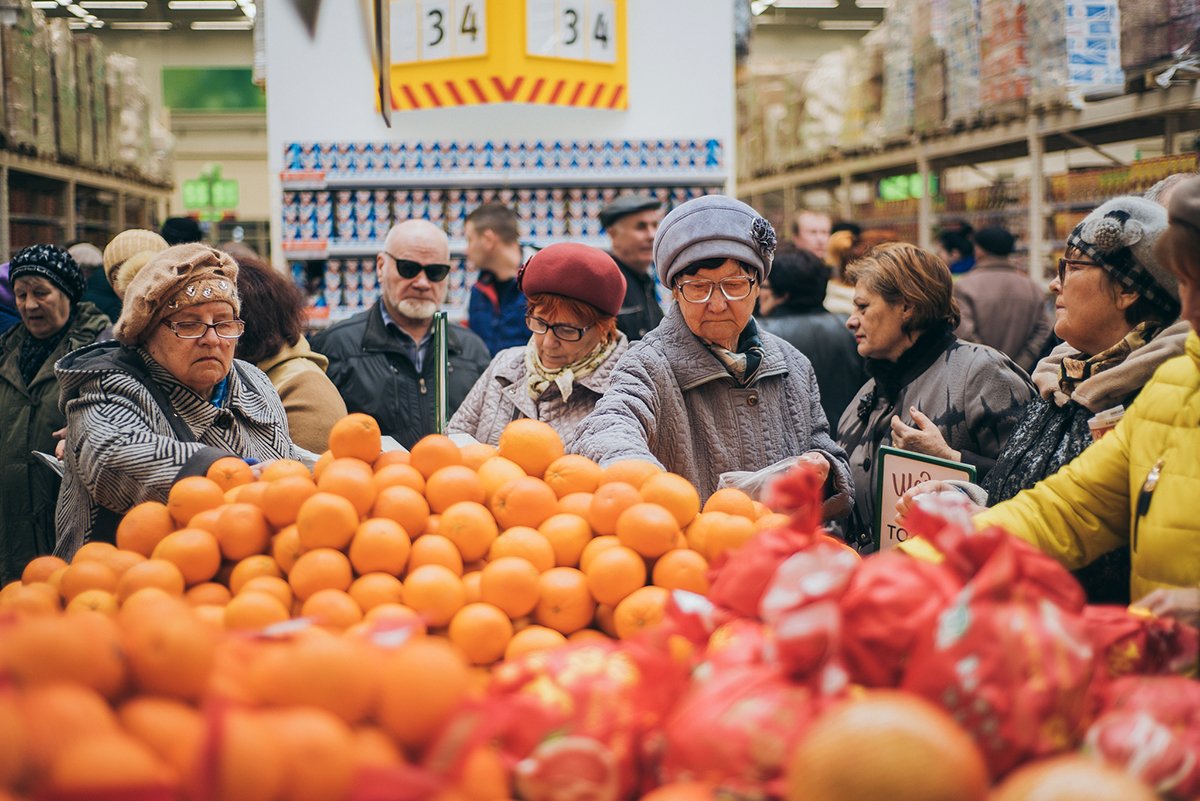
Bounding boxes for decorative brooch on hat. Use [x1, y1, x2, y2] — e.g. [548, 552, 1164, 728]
[751, 216, 777, 261]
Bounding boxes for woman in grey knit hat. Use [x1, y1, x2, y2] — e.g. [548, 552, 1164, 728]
[570, 195, 854, 516]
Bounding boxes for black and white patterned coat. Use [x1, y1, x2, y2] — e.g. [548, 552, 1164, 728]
[53, 342, 298, 559]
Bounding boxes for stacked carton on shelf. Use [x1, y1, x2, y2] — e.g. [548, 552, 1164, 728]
[979, 0, 1030, 113]
[842, 25, 885, 150]
[912, 0, 949, 134]
[31, 12, 55, 159]
[105, 53, 150, 178]
[47, 18, 78, 162]
[799, 49, 851, 162]
[945, 0, 982, 127]
[0, 0, 37, 152]
[78, 35, 109, 169]
[1029, 0, 1123, 109]
[881, 0, 915, 139]
[1116, 1, 1169, 72]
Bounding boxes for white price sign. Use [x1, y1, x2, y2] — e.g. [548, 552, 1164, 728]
[874, 446, 976, 552]
[526, 0, 618, 64]
[391, 0, 487, 64]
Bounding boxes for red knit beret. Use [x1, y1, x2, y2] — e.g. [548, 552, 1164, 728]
[517, 242, 627, 318]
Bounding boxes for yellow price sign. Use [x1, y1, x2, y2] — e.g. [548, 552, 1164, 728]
[387, 0, 628, 111]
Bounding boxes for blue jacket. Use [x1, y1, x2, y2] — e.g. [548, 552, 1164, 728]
[468, 273, 529, 356]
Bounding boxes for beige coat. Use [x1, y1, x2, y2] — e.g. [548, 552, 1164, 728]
[258, 336, 347, 453]
[953, 256, 1053, 372]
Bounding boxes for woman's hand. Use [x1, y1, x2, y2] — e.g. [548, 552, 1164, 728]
[890, 408, 961, 461]
[1132, 588, 1200, 628]
[52, 426, 67, 460]
[895, 481, 987, 521]
[796, 451, 831, 486]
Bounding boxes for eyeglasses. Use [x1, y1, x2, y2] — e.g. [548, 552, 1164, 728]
[675, 275, 756, 304]
[526, 314, 590, 342]
[387, 253, 452, 282]
[161, 319, 245, 339]
[1056, 258, 1102, 284]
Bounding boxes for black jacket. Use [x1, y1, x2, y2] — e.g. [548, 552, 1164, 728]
[759, 308, 866, 426]
[311, 302, 492, 449]
[611, 253, 664, 341]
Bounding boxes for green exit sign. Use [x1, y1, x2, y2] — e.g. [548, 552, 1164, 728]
[183, 178, 239, 211]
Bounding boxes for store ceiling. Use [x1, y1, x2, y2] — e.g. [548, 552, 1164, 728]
[751, 0, 885, 31]
[32, 0, 256, 32]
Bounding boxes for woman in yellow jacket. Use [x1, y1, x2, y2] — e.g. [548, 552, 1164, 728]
[974, 177, 1200, 620]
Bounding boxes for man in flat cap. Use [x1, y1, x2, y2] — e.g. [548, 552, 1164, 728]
[599, 193, 663, 340]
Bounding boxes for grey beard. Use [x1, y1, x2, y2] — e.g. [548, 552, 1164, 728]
[396, 298, 438, 320]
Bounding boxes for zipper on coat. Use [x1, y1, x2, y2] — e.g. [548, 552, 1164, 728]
[1133, 457, 1164, 552]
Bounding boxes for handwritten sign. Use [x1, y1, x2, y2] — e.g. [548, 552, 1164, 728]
[874, 446, 976, 552]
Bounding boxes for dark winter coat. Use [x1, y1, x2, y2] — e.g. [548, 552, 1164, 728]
[0, 302, 110, 584]
[311, 301, 492, 449]
[467, 273, 529, 356]
[611, 253, 664, 341]
[759, 308, 866, 426]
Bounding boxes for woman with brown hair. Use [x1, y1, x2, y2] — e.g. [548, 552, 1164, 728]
[233, 254, 346, 453]
[836, 242, 1034, 551]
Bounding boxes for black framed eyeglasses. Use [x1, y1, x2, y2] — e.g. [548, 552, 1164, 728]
[1056, 257, 1102, 284]
[386, 253, 452, 282]
[675, 275, 756, 303]
[526, 314, 590, 342]
[161, 319, 245, 339]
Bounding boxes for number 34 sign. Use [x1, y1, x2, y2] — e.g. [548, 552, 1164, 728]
[386, 0, 628, 111]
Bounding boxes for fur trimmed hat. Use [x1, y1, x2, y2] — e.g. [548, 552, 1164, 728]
[114, 243, 240, 345]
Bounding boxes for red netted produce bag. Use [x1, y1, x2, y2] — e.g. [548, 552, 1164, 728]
[1085, 676, 1200, 798]
[1083, 606, 1200, 681]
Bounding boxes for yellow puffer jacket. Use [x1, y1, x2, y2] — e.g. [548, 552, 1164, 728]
[975, 331, 1200, 602]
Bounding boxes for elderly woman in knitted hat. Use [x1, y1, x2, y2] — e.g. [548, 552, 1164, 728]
[0, 245, 111, 583]
[570, 195, 853, 512]
[53, 243, 301, 560]
[449, 243, 630, 445]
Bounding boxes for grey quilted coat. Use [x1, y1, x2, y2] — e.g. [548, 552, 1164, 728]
[569, 304, 853, 515]
[448, 335, 631, 446]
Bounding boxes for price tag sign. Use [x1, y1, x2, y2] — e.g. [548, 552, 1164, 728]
[874, 446, 976, 552]
[526, 0, 617, 63]
[391, 0, 488, 64]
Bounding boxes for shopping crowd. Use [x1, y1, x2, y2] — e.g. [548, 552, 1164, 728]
[1, 178, 1198, 625]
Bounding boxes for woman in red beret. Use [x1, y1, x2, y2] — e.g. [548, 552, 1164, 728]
[448, 242, 630, 445]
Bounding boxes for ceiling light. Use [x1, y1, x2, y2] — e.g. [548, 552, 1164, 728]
[66, 3, 88, 17]
[817, 18, 877, 29]
[81, 1, 149, 8]
[67, 19, 89, 27]
[773, 0, 839, 7]
[33, 1, 59, 8]
[855, 0, 889, 6]
[191, 18, 253, 29]
[169, 0, 237, 8]
[110, 19, 171, 28]
[751, 0, 774, 10]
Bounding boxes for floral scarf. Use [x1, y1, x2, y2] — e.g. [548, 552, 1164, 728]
[526, 336, 618, 402]
[1059, 322, 1161, 398]
[704, 318, 766, 387]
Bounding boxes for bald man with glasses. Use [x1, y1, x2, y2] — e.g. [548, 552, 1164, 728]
[311, 220, 491, 448]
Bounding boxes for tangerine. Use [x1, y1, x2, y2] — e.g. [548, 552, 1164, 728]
[640, 472, 702, 528]
[489, 527, 555, 573]
[583, 545, 647, 606]
[558, 491, 594, 518]
[613, 585, 669, 640]
[498, 419, 564, 477]
[224, 591, 291, 631]
[166, 476, 225, 527]
[479, 556, 541, 618]
[588, 482, 642, 536]
[206, 456, 255, 492]
[600, 459, 664, 488]
[260, 459, 311, 481]
[448, 602, 514, 665]
[115, 502, 175, 557]
[372, 484, 431, 537]
[534, 567, 595, 635]
[615, 502, 681, 558]
[301, 589, 364, 630]
[151, 528, 221, 586]
[317, 457, 377, 516]
[377, 637, 470, 747]
[702, 487, 757, 519]
[328, 413, 383, 463]
[348, 572, 405, 611]
[228, 554, 283, 595]
[490, 475, 559, 529]
[409, 533, 465, 575]
[543, 454, 603, 498]
[426, 465, 487, 513]
[477, 456, 527, 501]
[439, 500, 500, 562]
[460, 442, 499, 470]
[409, 434, 463, 479]
[652, 549, 710, 595]
[371, 463, 426, 495]
[288, 547, 353, 601]
[348, 517, 412, 575]
[504, 625, 568, 661]
[296, 491, 360, 550]
[262, 475, 320, 528]
[215, 502, 273, 561]
[538, 513, 593, 567]
[403, 564, 466, 627]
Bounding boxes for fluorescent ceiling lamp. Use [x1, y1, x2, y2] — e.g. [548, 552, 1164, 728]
[66, 3, 88, 17]
[81, 0, 147, 7]
[855, 0, 889, 6]
[169, 0, 236, 8]
[817, 18, 877, 29]
[191, 18, 253, 29]
[33, 1, 59, 8]
[774, 0, 839, 7]
[110, 19, 171, 28]
[237, 0, 255, 18]
[67, 19, 89, 27]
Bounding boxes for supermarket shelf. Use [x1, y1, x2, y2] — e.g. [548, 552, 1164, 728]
[281, 169, 728, 191]
[282, 235, 613, 259]
[1, 150, 172, 197]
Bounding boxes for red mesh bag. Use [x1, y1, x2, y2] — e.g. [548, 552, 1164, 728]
[704, 618, 776, 669]
[1083, 606, 1200, 681]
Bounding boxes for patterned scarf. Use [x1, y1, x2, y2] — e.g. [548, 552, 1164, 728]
[526, 336, 618, 402]
[18, 313, 73, 386]
[1059, 322, 1160, 398]
[704, 318, 766, 387]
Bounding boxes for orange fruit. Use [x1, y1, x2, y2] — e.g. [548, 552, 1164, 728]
[403, 564, 466, 627]
[640, 473, 702, 528]
[534, 567, 595, 635]
[260, 459, 311, 481]
[72, 541, 118, 563]
[301, 589, 363, 630]
[166, 476, 225, 527]
[538, 513, 593, 567]
[543, 454, 603, 498]
[751, 501, 770, 520]
[312, 450, 335, 482]
[373, 450, 411, 470]
[455, 744, 511, 801]
[317, 457, 377, 516]
[601, 459, 664, 488]
[377, 637, 470, 747]
[21, 554, 67, 584]
[101, 548, 146, 578]
[449, 602, 514, 665]
[615, 502, 682, 559]
[588, 482, 642, 536]
[186, 507, 224, 534]
[480, 556, 541, 618]
[426, 465, 487, 513]
[349, 518, 412, 575]
[462, 570, 482, 602]
[460, 442, 499, 470]
[579, 535, 621, 572]
[409, 434, 463, 479]
[185, 582, 232, 607]
[271, 524, 305, 574]
[288, 547, 353, 601]
[214, 502, 273, 561]
[504, 625, 568, 661]
[66, 589, 118, 616]
[235, 480, 271, 510]
[371, 463, 426, 495]
[652, 549, 710, 595]
[372, 485, 431, 538]
[207, 456, 255, 492]
[613, 585, 669, 640]
[756, 512, 792, 532]
[151, 528, 221, 586]
[296, 492, 360, 550]
[641, 783, 720, 801]
[477, 456, 527, 501]
[122, 602, 216, 700]
[583, 545, 647, 606]
[328, 413, 383, 463]
[490, 476, 559, 529]
[409, 533, 465, 575]
[118, 696, 204, 779]
[58, 560, 118, 601]
[439, 501, 499, 562]
[497, 419, 564, 478]
[989, 754, 1158, 801]
[238, 576, 293, 609]
[252, 636, 380, 725]
[115, 502, 175, 557]
[1, 582, 60, 616]
[45, 733, 174, 795]
[568, 628, 611, 645]
[228, 554, 283, 595]
[20, 682, 120, 779]
[784, 691, 989, 801]
[558, 491, 593, 518]
[352, 726, 405, 772]
[203, 709, 286, 801]
[363, 603, 425, 629]
[348, 573, 405, 611]
[489, 527, 555, 573]
[594, 603, 618, 637]
[702, 512, 758, 562]
[702, 487, 757, 519]
[224, 591, 291, 631]
[262, 474, 320, 528]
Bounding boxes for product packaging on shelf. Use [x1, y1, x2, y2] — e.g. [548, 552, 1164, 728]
[945, 0, 983, 126]
[980, 0, 1031, 112]
[30, 10, 55, 160]
[881, 0, 916, 138]
[1028, 0, 1124, 109]
[46, 18, 77, 163]
[0, 0, 37, 153]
